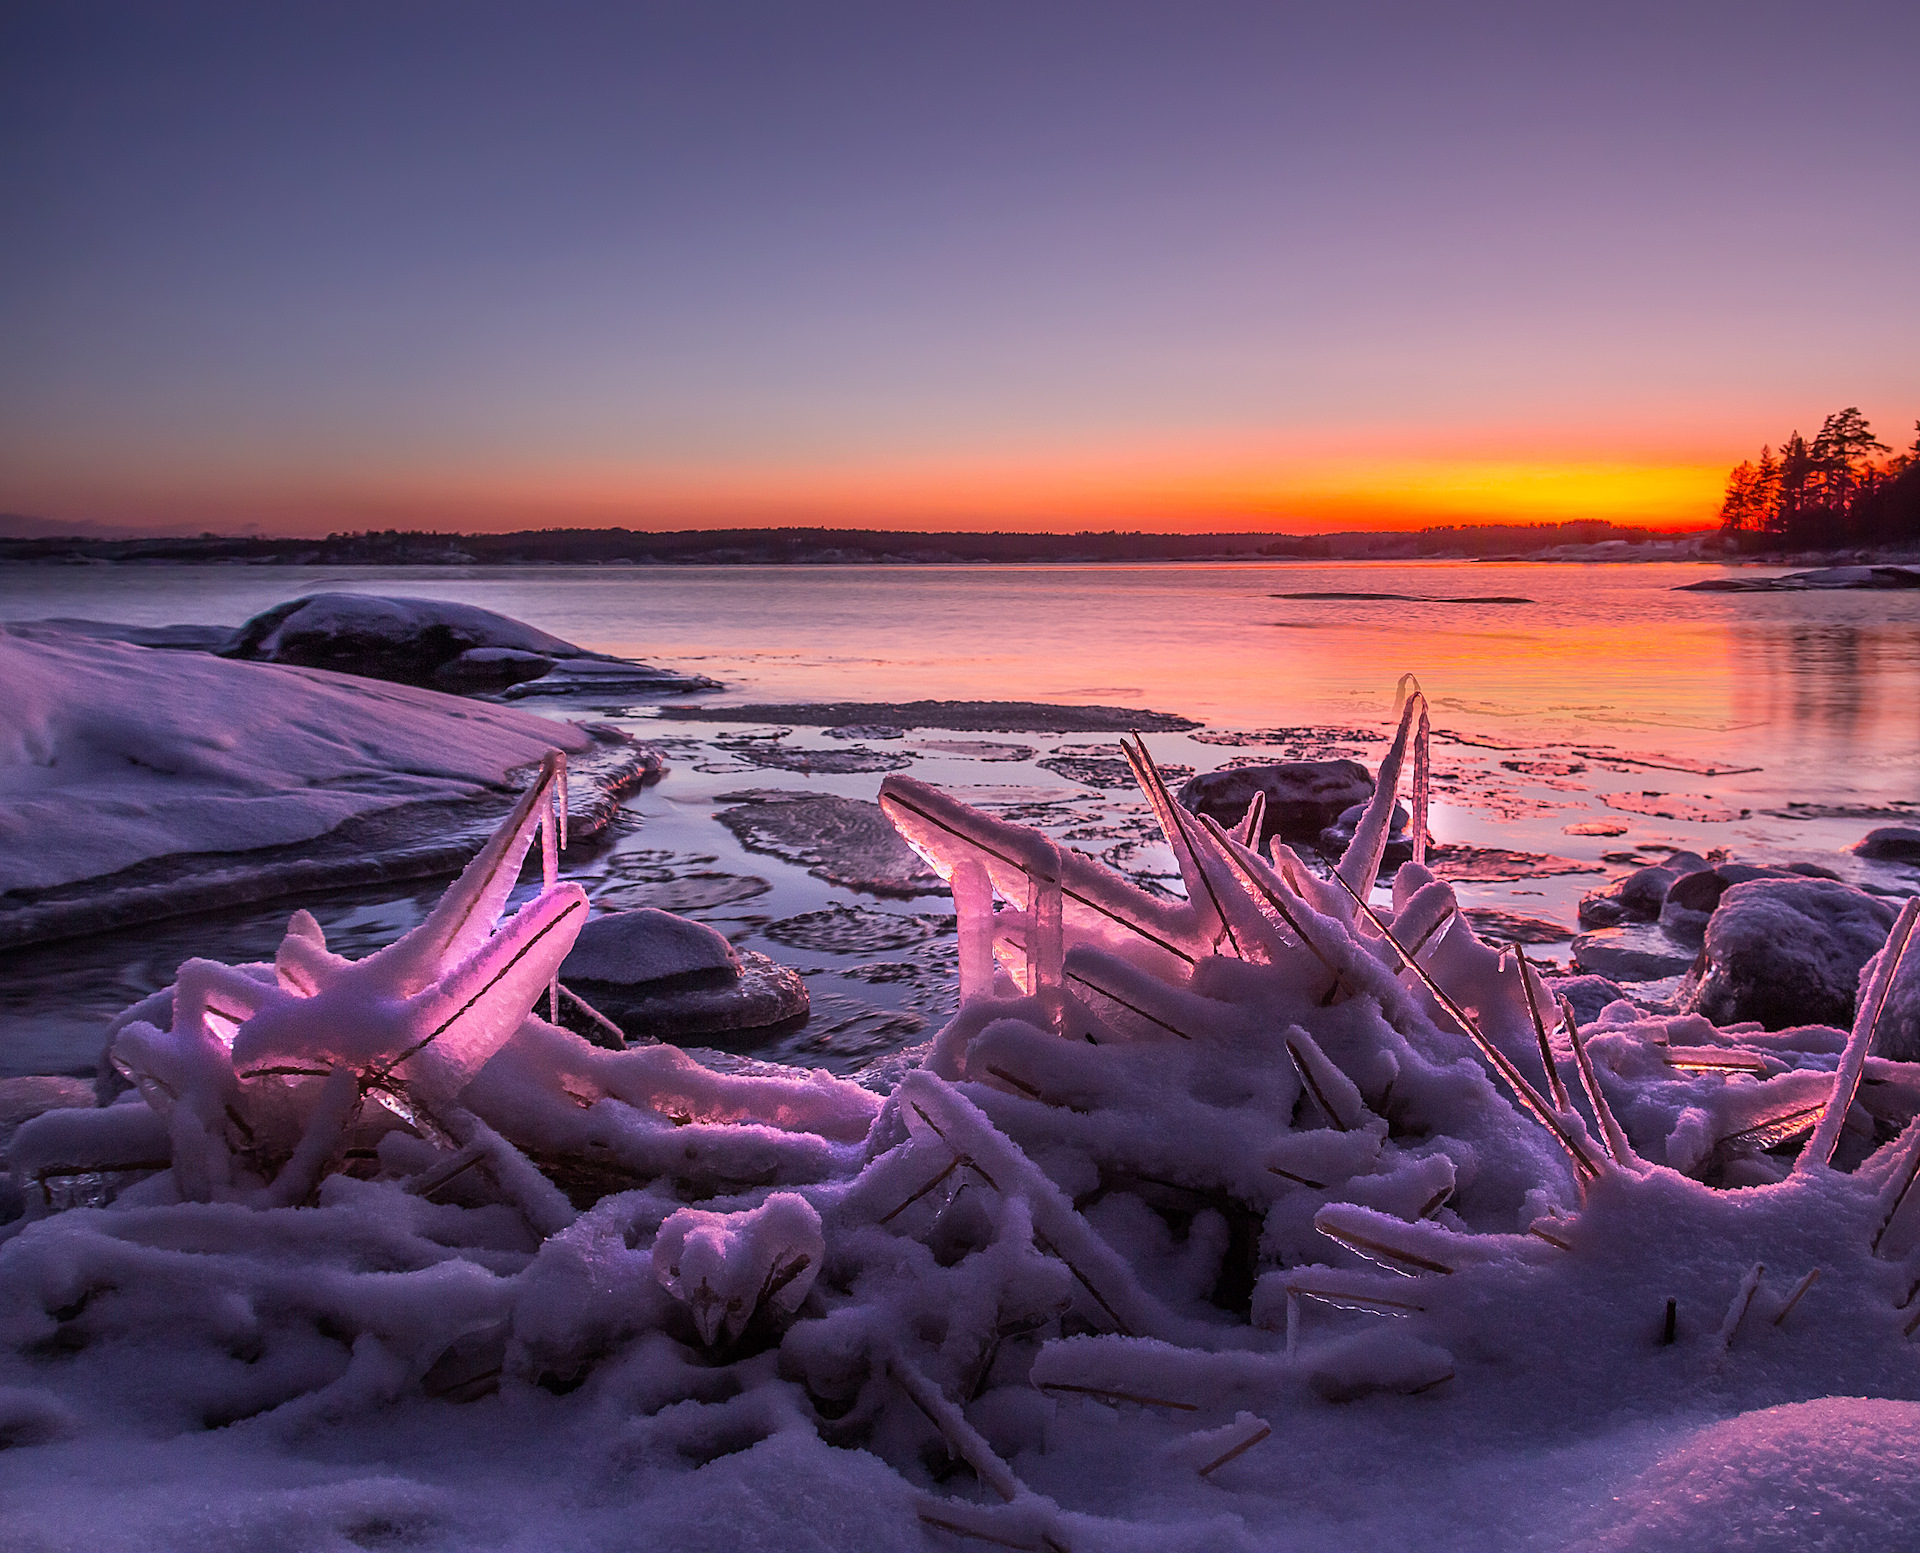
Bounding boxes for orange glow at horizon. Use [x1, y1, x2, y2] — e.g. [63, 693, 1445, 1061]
[12, 449, 1729, 537]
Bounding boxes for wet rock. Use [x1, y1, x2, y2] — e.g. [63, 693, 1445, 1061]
[1577, 853, 1710, 929]
[1680, 878, 1899, 1031]
[824, 724, 905, 741]
[1176, 760, 1374, 849]
[715, 792, 945, 896]
[574, 950, 808, 1045]
[1317, 801, 1412, 869]
[1857, 827, 1920, 862]
[1571, 924, 1699, 983]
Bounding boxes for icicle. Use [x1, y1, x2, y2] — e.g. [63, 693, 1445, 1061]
[1412, 695, 1431, 867]
[1800, 895, 1920, 1174]
[954, 858, 999, 1002]
[1026, 839, 1066, 998]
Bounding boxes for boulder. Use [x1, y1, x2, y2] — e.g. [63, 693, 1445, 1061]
[1679, 878, 1899, 1031]
[562, 908, 740, 990]
[1857, 827, 1920, 863]
[1577, 852, 1709, 930]
[222, 593, 715, 696]
[1659, 862, 1841, 943]
[1571, 925, 1699, 983]
[1317, 801, 1412, 871]
[558, 909, 807, 1044]
[1176, 760, 1374, 850]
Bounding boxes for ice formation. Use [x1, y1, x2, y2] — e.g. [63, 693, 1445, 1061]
[7, 682, 1920, 1549]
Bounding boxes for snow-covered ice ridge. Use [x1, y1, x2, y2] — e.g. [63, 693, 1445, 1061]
[6, 684, 1920, 1551]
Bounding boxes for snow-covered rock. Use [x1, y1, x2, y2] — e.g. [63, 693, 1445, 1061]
[562, 909, 741, 989]
[1176, 759, 1374, 847]
[221, 592, 715, 696]
[1680, 877, 1899, 1029]
[0, 625, 662, 949]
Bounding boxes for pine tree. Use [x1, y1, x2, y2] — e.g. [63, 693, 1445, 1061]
[1809, 407, 1890, 518]
[1773, 432, 1812, 541]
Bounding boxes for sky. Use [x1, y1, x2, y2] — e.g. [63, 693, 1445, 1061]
[1, 0, 1916, 537]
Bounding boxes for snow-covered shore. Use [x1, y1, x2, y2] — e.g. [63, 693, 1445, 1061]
[4, 684, 1920, 1550]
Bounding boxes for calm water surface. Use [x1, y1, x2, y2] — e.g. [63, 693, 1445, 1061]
[4, 560, 1917, 1078]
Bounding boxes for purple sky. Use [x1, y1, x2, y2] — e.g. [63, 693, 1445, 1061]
[2, 1, 1915, 533]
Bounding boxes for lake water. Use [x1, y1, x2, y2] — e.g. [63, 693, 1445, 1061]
[4, 560, 1918, 1079]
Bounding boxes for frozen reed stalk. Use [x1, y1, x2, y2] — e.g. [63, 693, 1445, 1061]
[1124, 735, 1248, 959]
[1412, 696, 1430, 867]
[1025, 841, 1066, 999]
[1196, 1415, 1273, 1478]
[1233, 789, 1267, 850]
[1800, 895, 1920, 1173]
[1324, 866, 1602, 1182]
[888, 1351, 1024, 1503]
[1773, 1268, 1821, 1327]
[443, 1107, 576, 1238]
[953, 858, 999, 1001]
[1336, 691, 1422, 910]
[1562, 998, 1641, 1169]
[1285, 1028, 1366, 1132]
[1716, 1263, 1766, 1351]
[1870, 1115, 1920, 1256]
[260, 1066, 361, 1208]
[1515, 944, 1570, 1110]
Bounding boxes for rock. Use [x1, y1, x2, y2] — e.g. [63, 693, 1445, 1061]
[714, 792, 945, 896]
[1680, 878, 1899, 1031]
[1317, 801, 1412, 870]
[576, 950, 808, 1044]
[824, 724, 905, 741]
[1543, 974, 1628, 1024]
[1578, 853, 1711, 930]
[222, 593, 715, 696]
[1571, 925, 1699, 983]
[1176, 760, 1374, 849]
[1659, 862, 1842, 943]
[431, 647, 557, 693]
[561, 909, 740, 989]
[1857, 827, 1920, 862]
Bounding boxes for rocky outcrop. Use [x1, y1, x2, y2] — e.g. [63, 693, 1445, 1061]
[1176, 760, 1375, 850]
[222, 593, 716, 696]
[1679, 878, 1899, 1030]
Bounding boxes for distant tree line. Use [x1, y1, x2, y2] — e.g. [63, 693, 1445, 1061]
[1719, 408, 1920, 550]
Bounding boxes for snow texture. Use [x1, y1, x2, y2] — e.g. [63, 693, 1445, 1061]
[5, 681, 1920, 1551]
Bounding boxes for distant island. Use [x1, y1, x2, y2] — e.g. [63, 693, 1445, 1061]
[0, 519, 1716, 567]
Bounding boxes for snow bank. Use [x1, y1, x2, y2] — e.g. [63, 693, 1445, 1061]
[5, 682, 1919, 1550]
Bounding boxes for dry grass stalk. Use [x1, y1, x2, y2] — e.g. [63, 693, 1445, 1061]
[555, 980, 626, 1046]
[1800, 895, 1920, 1174]
[1269, 1164, 1329, 1190]
[1772, 1267, 1821, 1326]
[1662, 1050, 1774, 1075]
[915, 1499, 1069, 1553]
[1063, 967, 1194, 1040]
[403, 1141, 490, 1201]
[1285, 1275, 1428, 1316]
[1316, 1221, 1455, 1276]
[1035, 1381, 1197, 1411]
[1325, 868, 1601, 1181]
[1198, 1419, 1273, 1477]
[1716, 1263, 1766, 1351]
